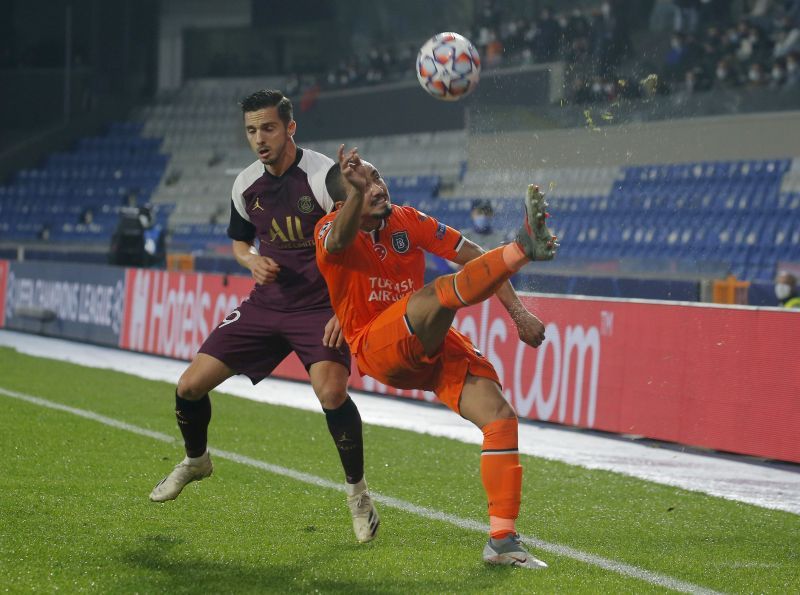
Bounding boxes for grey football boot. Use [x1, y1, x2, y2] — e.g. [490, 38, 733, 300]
[482, 533, 548, 569]
[514, 184, 558, 261]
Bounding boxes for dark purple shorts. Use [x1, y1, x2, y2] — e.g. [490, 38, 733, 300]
[198, 299, 351, 384]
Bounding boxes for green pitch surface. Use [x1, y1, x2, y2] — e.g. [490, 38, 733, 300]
[1, 347, 798, 594]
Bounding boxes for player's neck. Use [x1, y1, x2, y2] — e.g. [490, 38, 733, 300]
[360, 216, 381, 233]
[264, 140, 297, 177]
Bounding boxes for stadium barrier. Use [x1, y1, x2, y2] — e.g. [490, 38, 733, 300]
[119, 268, 253, 360]
[1, 259, 798, 464]
[2, 261, 125, 344]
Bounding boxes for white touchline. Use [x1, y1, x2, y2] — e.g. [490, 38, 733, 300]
[1, 330, 799, 516]
[0, 386, 722, 595]
[2, 329, 798, 516]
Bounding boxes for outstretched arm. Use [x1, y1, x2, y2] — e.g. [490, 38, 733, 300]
[324, 145, 371, 253]
[452, 238, 546, 348]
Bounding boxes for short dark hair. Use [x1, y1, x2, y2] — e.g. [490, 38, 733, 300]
[239, 89, 293, 125]
[325, 164, 348, 201]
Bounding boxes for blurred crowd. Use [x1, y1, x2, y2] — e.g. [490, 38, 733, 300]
[567, 0, 800, 104]
[660, 1, 800, 95]
[315, 1, 634, 92]
[299, 0, 800, 107]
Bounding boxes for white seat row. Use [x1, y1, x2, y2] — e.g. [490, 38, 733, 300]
[141, 85, 468, 224]
[455, 166, 620, 199]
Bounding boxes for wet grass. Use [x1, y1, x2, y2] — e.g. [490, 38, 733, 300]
[1, 347, 798, 593]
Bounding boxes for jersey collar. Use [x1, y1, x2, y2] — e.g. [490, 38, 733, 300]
[368, 218, 387, 243]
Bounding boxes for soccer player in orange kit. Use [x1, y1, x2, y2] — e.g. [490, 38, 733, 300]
[315, 146, 558, 568]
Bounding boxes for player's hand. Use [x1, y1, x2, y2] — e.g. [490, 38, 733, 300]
[511, 309, 546, 348]
[249, 255, 280, 284]
[322, 314, 346, 350]
[338, 144, 369, 193]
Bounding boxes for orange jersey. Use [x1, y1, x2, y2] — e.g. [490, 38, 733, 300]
[315, 205, 464, 353]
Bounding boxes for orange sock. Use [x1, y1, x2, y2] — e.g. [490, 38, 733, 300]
[434, 247, 514, 310]
[502, 241, 528, 271]
[480, 417, 522, 539]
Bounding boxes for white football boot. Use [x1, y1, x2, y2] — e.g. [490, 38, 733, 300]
[346, 478, 380, 543]
[150, 451, 213, 502]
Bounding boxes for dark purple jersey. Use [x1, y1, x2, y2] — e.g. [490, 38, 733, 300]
[227, 148, 335, 312]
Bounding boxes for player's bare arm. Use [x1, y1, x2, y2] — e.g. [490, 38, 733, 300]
[324, 145, 374, 253]
[232, 239, 280, 284]
[452, 238, 546, 348]
[497, 289, 546, 348]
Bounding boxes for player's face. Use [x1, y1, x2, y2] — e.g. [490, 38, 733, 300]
[244, 107, 296, 165]
[361, 164, 392, 222]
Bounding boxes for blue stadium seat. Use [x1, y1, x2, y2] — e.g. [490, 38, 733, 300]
[2, 121, 167, 248]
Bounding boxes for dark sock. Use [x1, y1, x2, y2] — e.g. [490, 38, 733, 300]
[175, 392, 211, 458]
[323, 396, 364, 485]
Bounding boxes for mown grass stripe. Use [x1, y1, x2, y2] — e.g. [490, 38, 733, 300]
[0, 386, 723, 595]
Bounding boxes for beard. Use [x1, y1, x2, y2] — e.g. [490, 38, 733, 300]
[259, 140, 285, 165]
[261, 151, 280, 165]
[372, 204, 393, 220]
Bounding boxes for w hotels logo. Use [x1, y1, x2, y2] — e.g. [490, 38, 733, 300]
[452, 301, 604, 428]
[511, 322, 601, 427]
[356, 299, 608, 431]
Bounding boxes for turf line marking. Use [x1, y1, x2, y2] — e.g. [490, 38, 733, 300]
[1, 386, 722, 595]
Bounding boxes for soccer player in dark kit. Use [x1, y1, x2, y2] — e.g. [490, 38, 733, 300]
[149, 90, 379, 544]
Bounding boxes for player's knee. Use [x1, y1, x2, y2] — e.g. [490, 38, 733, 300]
[488, 399, 517, 423]
[315, 387, 347, 409]
[412, 284, 455, 324]
[419, 283, 437, 298]
[432, 274, 463, 310]
[176, 373, 204, 401]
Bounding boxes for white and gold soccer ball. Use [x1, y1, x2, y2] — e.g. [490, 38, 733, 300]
[416, 32, 481, 101]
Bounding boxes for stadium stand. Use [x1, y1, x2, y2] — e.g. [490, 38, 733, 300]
[0, 121, 171, 248]
[443, 157, 799, 282]
[3, 1, 799, 301]
[138, 83, 465, 254]
[2, 101, 797, 289]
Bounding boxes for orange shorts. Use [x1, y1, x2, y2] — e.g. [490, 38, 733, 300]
[352, 294, 500, 414]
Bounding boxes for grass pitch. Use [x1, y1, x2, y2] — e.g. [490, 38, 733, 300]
[1, 346, 798, 593]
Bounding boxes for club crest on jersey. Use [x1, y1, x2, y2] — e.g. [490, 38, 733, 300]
[298, 195, 314, 214]
[391, 231, 410, 254]
[373, 243, 388, 260]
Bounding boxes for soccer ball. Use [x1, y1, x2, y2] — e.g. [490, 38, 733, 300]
[416, 32, 481, 101]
